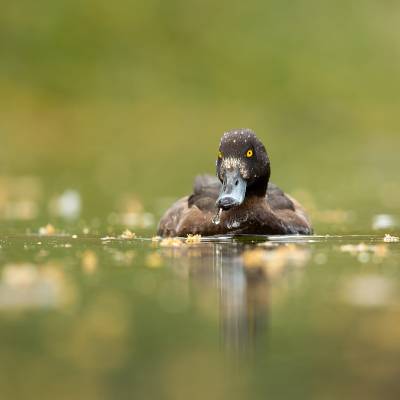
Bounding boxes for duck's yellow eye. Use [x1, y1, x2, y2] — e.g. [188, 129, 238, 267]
[218, 151, 223, 159]
[246, 149, 253, 158]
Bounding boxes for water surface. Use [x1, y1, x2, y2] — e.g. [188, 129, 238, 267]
[1, 232, 399, 400]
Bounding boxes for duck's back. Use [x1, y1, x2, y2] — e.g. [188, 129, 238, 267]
[157, 175, 219, 237]
[188, 175, 220, 211]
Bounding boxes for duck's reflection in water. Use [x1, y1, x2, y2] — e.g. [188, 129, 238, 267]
[215, 245, 269, 352]
[162, 242, 310, 353]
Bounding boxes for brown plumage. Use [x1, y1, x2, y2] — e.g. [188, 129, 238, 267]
[157, 129, 312, 237]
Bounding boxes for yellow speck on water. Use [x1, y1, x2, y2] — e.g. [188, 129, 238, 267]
[242, 248, 266, 268]
[383, 234, 399, 243]
[160, 237, 183, 248]
[150, 236, 161, 248]
[81, 250, 98, 274]
[340, 244, 369, 255]
[39, 224, 55, 236]
[146, 253, 163, 268]
[120, 229, 136, 239]
[185, 234, 202, 244]
[101, 236, 116, 242]
[243, 245, 310, 278]
[340, 243, 389, 262]
[340, 243, 389, 254]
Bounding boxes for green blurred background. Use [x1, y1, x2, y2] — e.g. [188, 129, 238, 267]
[1, 0, 400, 231]
[1, 3, 400, 400]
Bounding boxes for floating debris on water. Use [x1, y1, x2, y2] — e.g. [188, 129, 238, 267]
[39, 224, 56, 236]
[160, 237, 183, 248]
[340, 243, 388, 255]
[146, 253, 163, 268]
[340, 243, 388, 263]
[101, 236, 116, 243]
[151, 236, 162, 248]
[185, 234, 202, 244]
[120, 229, 136, 240]
[81, 250, 98, 274]
[340, 243, 368, 255]
[383, 234, 399, 243]
[243, 245, 310, 277]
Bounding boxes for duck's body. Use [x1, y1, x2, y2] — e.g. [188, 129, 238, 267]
[157, 129, 312, 237]
[157, 175, 312, 236]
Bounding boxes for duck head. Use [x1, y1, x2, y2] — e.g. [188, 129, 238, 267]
[216, 129, 271, 210]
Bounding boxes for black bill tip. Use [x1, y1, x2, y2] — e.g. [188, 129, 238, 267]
[217, 196, 240, 210]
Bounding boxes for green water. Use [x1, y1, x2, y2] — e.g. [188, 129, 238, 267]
[0, 232, 400, 399]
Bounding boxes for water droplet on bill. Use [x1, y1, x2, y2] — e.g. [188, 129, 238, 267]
[212, 208, 222, 225]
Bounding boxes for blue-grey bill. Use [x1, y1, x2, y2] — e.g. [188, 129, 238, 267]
[216, 168, 247, 210]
